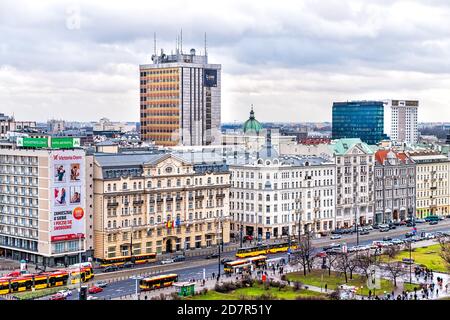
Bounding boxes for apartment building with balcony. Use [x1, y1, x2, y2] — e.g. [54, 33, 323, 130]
[332, 138, 376, 228]
[93, 151, 230, 260]
[408, 151, 450, 218]
[0, 144, 94, 266]
[228, 145, 335, 240]
[374, 149, 416, 224]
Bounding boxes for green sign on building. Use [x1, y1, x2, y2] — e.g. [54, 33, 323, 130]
[50, 137, 81, 149]
[16, 137, 49, 148]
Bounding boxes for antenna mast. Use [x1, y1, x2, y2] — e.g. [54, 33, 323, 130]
[204, 32, 207, 58]
[180, 28, 183, 54]
[153, 32, 157, 56]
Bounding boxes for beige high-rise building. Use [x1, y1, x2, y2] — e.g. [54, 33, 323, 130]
[140, 48, 221, 147]
[93, 151, 230, 261]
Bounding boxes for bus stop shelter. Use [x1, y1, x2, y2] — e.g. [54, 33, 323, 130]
[173, 282, 195, 297]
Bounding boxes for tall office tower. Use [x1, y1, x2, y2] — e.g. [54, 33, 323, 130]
[388, 100, 418, 145]
[332, 101, 387, 145]
[140, 47, 221, 146]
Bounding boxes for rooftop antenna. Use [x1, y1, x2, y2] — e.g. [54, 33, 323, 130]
[180, 28, 183, 54]
[204, 32, 207, 58]
[153, 32, 157, 56]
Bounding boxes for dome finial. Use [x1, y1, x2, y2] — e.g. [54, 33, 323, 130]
[250, 105, 255, 119]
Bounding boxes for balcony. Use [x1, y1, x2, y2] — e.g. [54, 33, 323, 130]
[216, 193, 226, 199]
[133, 200, 144, 205]
[107, 202, 119, 208]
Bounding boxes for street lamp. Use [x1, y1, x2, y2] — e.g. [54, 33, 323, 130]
[354, 207, 359, 246]
[130, 275, 143, 300]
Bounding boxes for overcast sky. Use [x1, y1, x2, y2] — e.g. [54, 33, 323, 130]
[1, 0, 450, 123]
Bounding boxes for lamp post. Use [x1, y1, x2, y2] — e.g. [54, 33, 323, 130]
[354, 207, 359, 246]
[130, 275, 143, 300]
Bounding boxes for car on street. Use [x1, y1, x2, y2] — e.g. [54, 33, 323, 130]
[87, 295, 98, 300]
[391, 238, 404, 245]
[323, 243, 341, 251]
[88, 286, 103, 294]
[359, 230, 370, 235]
[406, 222, 416, 227]
[383, 236, 392, 241]
[429, 221, 438, 225]
[161, 258, 174, 265]
[50, 293, 66, 300]
[364, 225, 373, 231]
[206, 253, 219, 259]
[221, 258, 233, 264]
[103, 265, 119, 273]
[57, 289, 72, 298]
[327, 247, 343, 255]
[405, 231, 415, 238]
[173, 255, 186, 262]
[121, 261, 134, 268]
[94, 281, 108, 288]
[379, 227, 390, 232]
[415, 219, 426, 223]
[244, 235, 253, 241]
[330, 234, 342, 240]
[388, 223, 397, 230]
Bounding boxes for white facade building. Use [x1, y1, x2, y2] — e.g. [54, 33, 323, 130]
[228, 147, 336, 240]
[386, 100, 419, 145]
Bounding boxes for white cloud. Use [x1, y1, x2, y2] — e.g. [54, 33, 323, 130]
[0, 0, 450, 122]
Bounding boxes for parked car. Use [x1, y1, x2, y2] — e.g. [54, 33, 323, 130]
[161, 258, 174, 265]
[88, 286, 103, 294]
[391, 238, 404, 245]
[57, 289, 72, 298]
[359, 230, 370, 235]
[206, 253, 219, 259]
[379, 227, 390, 232]
[372, 224, 380, 229]
[173, 255, 186, 262]
[415, 219, 426, 223]
[330, 234, 342, 240]
[388, 223, 397, 230]
[383, 236, 392, 241]
[87, 295, 98, 300]
[244, 235, 253, 241]
[50, 293, 66, 300]
[103, 265, 119, 273]
[406, 222, 416, 227]
[429, 221, 438, 225]
[405, 232, 415, 238]
[122, 261, 134, 268]
[323, 243, 341, 251]
[364, 225, 373, 231]
[94, 281, 108, 288]
[331, 229, 344, 234]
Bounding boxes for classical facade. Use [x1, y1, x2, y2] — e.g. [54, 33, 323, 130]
[228, 146, 335, 240]
[333, 139, 376, 228]
[93, 152, 230, 260]
[374, 149, 416, 224]
[408, 152, 450, 218]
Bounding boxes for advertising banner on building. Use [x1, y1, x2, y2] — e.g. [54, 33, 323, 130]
[17, 137, 49, 148]
[51, 137, 81, 149]
[203, 69, 217, 87]
[49, 150, 85, 242]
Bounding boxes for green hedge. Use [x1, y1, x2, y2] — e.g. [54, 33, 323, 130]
[13, 286, 69, 300]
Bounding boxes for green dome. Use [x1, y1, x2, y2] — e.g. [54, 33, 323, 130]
[243, 107, 263, 134]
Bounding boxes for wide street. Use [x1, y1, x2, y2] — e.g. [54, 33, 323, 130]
[54, 219, 450, 300]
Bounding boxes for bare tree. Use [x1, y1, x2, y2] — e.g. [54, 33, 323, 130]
[294, 232, 315, 276]
[355, 250, 376, 280]
[385, 261, 405, 287]
[325, 253, 339, 276]
[385, 245, 401, 260]
[438, 236, 450, 272]
[347, 254, 358, 280]
[335, 253, 351, 283]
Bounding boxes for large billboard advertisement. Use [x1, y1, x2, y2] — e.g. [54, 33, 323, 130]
[203, 69, 217, 87]
[49, 150, 86, 242]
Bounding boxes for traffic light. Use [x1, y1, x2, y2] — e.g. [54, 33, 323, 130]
[79, 286, 88, 300]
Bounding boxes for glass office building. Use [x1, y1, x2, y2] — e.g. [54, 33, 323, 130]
[332, 101, 387, 145]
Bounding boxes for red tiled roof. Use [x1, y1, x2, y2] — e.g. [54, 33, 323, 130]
[375, 149, 412, 164]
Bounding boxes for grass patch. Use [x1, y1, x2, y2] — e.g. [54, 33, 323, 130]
[187, 283, 328, 300]
[286, 270, 400, 296]
[385, 244, 448, 273]
[13, 286, 68, 300]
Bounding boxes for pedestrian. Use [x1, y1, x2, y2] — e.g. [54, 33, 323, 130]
[212, 272, 215, 279]
[446, 284, 448, 293]
[325, 283, 328, 292]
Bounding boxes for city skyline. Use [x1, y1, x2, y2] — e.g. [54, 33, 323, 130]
[2, 0, 450, 123]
